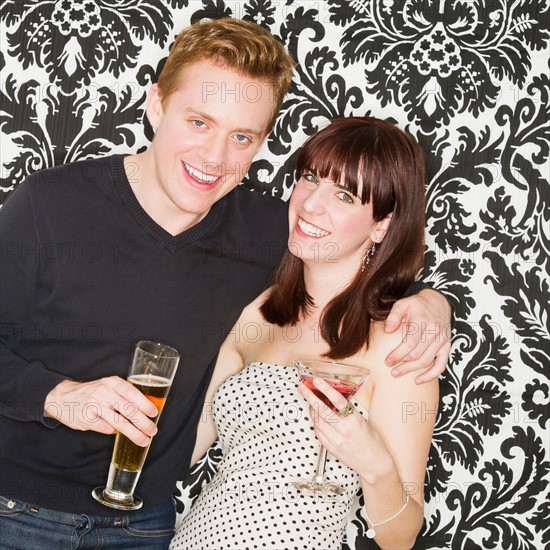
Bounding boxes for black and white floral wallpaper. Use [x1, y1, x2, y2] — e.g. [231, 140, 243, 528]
[1, 1, 549, 549]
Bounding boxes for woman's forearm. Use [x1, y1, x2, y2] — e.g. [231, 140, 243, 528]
[358, 434, 423, 550]
[358, 453, 424, 550]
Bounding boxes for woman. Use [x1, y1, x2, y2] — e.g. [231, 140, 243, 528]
[170, 117, 439, 550]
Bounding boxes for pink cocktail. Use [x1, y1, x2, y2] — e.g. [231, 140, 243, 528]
[293, 359, 370, 496]
[301, 377, 362, 409]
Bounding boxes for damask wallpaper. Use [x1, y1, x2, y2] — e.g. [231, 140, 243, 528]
[1, 1, 548, 549]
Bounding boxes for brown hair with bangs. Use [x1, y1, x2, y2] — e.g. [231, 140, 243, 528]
[157, 18, 295, 132]
[261, 117, 427, 359]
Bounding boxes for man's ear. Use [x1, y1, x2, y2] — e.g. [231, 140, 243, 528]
[371, 212, 393, 244]
[146, 83, 163, 129]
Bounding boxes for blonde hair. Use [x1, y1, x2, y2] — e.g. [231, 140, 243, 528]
[158, 18, 295, 132]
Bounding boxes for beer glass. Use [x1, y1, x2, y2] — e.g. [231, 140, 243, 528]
[92, 341, 180, 510]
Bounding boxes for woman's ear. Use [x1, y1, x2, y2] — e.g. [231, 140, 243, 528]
[146, 83, 164, 130]
[371, 212, 393, 244]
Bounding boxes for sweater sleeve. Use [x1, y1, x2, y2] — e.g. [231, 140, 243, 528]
[0, 181, 68, 425]
[401, 280, 431, 297]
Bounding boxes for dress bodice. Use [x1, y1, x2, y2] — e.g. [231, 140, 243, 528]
[170, 362, 362, 550]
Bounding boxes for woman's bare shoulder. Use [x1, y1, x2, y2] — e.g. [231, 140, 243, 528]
[364, 321, 404, 367]
[235, 288, 269, 320]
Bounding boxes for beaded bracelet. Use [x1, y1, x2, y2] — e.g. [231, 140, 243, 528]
[364, 494, 410, 539]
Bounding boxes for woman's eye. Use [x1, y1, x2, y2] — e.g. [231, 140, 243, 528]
[337, 191, 354, 204]
[302, 173, 318, 184]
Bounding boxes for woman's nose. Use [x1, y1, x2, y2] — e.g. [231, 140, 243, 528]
[302, 186, 327, 214]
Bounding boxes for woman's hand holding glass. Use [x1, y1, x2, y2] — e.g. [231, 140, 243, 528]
[297, 377, 388, 481]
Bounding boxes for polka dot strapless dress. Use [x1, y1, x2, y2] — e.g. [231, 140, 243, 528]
[170, 362, 361, 550]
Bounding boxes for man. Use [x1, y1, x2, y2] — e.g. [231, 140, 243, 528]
[0, 18, 450, 548]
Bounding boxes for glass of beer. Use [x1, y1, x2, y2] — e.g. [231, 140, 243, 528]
[92, 340, 180, 510]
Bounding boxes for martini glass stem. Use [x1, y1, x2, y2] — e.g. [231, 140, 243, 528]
[313, 445, 329, 484]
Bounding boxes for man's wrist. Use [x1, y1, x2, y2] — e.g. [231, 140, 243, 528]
[402, 280, 431, 298]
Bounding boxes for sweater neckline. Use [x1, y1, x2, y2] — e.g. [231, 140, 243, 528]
[110, 155, 224, 254]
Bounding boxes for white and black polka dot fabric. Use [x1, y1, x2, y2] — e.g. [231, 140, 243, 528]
[170, 362, 362, 550]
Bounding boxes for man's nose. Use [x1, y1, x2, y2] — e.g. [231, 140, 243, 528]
[199, 134, 227, 173]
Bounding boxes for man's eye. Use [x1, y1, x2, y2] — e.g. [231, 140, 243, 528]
[192, 120, 206, 128]
[234, 134, 250, 144]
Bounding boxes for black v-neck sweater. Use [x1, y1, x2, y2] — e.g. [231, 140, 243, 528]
[0, 155, 288, 515]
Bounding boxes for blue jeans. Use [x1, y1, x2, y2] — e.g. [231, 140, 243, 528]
[0, 495, 175, 549]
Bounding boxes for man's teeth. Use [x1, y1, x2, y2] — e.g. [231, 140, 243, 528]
[184, 162, 218, 184]
[298, 218, 329, 237]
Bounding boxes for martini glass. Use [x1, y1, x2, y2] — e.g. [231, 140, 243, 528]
[293, 359, 370, 496]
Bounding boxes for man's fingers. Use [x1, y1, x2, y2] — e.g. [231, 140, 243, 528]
[109, 399, 159, 438]
[384, 301, 406, 333]
[45, 377, 159, 442]
[70, 395, 158, 444]
[113, 377, 158, 418]
[385, 323, 423, 366]
[385, 319, 451, 367]
[109, 414, 153, 447]
[414, 342, 451, 384]
[89, 416, 117, 436]
[391, 340, 442, 377]
[94, 403, 155, 447]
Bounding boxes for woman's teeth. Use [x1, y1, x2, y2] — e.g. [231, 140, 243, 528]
[298, 218, 329, 237]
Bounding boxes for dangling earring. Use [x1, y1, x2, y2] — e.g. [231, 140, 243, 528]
[361, 243, 377, 272]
